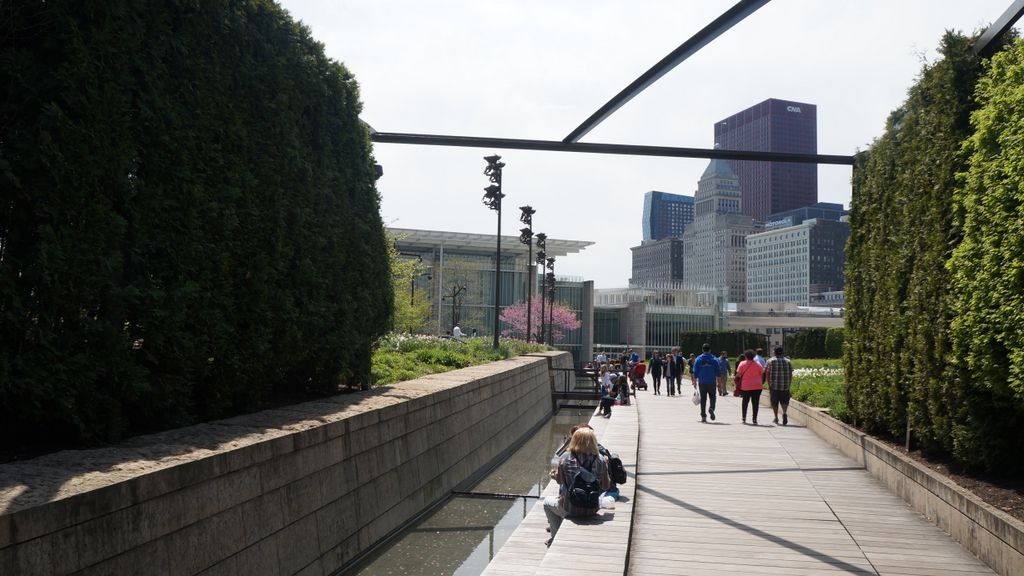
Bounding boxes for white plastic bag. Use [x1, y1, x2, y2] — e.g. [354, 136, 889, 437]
[691, 391, 700, 405]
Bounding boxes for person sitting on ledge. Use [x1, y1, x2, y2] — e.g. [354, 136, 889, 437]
[544, 427, 612, 546]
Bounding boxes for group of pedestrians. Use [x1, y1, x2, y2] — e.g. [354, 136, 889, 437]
[638, 345, 794, 426]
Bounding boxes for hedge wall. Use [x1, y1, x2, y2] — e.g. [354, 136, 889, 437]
[678, 330, 767, 356]
[845, 31, 1023, 472]
[0, 1, 392, 455]
[947, 39, 1024, 470]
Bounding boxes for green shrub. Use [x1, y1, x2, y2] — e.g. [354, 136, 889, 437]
[947, 38, 1024, 471]
[371, 334, 549, 386]
[0, 1, 390, 455]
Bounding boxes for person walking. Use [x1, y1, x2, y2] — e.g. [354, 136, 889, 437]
[691, 343, 721, 423]
[764, 346, 795, 425]
[736, 349, 765, 424]
[716, 351, 731, 396]
[544, 427, 612, 546]
[665, 347, 679, 396]
[754, 347, 767, 368]
[649, 351, 664, 395]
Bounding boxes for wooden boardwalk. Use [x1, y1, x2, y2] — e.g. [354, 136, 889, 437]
[484, 386, 998, 575]
[630, 391, 994, 575]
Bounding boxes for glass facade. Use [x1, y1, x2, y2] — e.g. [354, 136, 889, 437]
[642, 191, 695, 241]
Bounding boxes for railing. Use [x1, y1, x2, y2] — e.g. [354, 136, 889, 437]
[549, 367, 601, 407]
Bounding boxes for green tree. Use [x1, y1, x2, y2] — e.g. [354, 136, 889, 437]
[0, 1, 391, 455]
[947, 38, 1024, 471]
[844, 31, 988, 448]
[387, 232, 432, 334]
[824, 327, 844, 359]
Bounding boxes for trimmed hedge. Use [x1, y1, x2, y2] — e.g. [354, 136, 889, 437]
[678, 330, 767, 356]
[845, 31, 1024, 472]
[0, 1, 391, 455]
[947, 38, 1024, 470]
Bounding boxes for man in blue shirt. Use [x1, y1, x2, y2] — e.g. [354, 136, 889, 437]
[691, 343, 721, 422]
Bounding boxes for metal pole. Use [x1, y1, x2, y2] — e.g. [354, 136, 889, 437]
[526, 246, 533, 342]
[494, 195, 501, 349]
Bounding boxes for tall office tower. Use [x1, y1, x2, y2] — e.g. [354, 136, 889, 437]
[630, 237, 686, 286]
[714, 98, 817, 222]
[682, 158, 761, 303]
[642, 191, 695, 240]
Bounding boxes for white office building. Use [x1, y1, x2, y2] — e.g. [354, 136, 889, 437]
[746, 218, 850, 305]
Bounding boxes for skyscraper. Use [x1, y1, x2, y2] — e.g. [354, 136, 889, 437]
[714, 98, 818, 222]
[642, 191, 695, 240]
[682, 158, 761, 303]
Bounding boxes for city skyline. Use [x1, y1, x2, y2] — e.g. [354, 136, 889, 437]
[279, 0, 1021, 288]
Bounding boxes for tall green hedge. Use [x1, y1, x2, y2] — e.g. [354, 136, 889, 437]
[947, 39, 1024, 470]
[845, 31, 1024, 472]
[0, 1, 392, 455]
[784, 328, 829, 359]
[678, 330, 767, 356]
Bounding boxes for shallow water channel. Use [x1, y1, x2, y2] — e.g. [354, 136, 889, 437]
[343, 407, 594, 575]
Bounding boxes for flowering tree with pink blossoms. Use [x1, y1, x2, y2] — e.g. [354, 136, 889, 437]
[499, 298, 581, 343]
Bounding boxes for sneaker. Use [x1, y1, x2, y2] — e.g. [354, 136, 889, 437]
[773, 417, 779, 425]
[710, 411, 715, 421]
[545, 537, 553, 547]
[782, 414, 788, 426]
[701, 417, 707, 423]
[752, 419, 758, 425]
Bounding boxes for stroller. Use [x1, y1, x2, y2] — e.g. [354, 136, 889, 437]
[629, 362, 648, 392]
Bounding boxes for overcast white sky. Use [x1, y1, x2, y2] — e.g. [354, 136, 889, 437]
[279, 0, 1020, 288]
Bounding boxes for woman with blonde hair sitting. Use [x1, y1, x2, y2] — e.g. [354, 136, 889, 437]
[543, 427, 612, 546]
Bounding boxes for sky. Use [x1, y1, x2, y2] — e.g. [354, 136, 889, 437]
[278, 0, 1020, 288]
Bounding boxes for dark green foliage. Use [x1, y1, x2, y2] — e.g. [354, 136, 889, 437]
[824, 327, 844, 359]
[845, 31, 1024, 472]
[947, 39, 1024, 471]
[846, 31, 984, 454]
[0, 1, 391, 455]
[678, 331, 767, 356]
[784, 329, 830, 359]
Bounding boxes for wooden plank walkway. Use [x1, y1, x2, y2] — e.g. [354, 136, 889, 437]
[481, 402, 638, 576]
[630, 391, 995, 575]
[484, 383, 999, 575]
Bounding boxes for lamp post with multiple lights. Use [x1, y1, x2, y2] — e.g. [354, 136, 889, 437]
[483, 155, 505, 349]
[534, 233, 547, 344]
[518, 206, 536, 342]
[546, 257, 556, 345]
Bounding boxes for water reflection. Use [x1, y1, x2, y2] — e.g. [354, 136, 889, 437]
[347, 408, 593, 576]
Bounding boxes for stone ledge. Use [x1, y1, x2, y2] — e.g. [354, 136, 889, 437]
[0, 352, 566, 576]
[788, 398, 1024, 576]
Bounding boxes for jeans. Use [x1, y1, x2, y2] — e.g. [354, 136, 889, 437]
[741, 389, 762, 422]
[699, 382, 717, 418]
[543, 496, 567, 536]
[652, 373, 662, 394]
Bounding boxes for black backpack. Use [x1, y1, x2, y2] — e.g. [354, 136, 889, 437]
[568, 455, 602, 508]
[598, 445, 627, 484]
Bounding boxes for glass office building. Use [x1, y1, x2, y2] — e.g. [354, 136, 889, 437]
[642, 191, 695, 241]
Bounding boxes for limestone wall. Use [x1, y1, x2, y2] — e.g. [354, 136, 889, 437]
[0, 351, 571, 576]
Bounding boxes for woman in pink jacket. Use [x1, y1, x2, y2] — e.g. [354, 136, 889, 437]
[735, 349, 765, 425]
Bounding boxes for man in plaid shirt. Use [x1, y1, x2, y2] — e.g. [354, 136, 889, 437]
[764, 346, 794, 426]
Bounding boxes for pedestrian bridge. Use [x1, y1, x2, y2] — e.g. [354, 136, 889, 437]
[483, 389, 1005, 576]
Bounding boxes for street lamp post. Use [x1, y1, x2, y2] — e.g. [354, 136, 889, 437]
[519, 206, 536, 342]
[483, 154, 505, 349]
[535, 233, 547, 344]
[546, 257, 556, 345]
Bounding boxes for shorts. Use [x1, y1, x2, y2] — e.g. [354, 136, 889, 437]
[769, 388, 791, 407]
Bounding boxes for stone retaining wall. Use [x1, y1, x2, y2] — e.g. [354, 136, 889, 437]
[787, 399, 1024, 576]
[0, 351, 571, 576]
